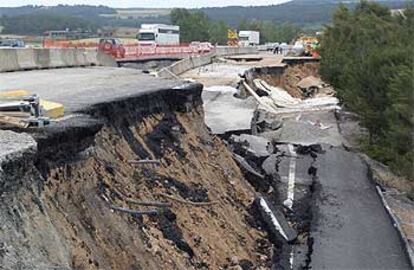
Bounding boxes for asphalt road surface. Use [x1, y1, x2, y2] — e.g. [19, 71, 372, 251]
[256, 109, 411, 269]
[0, 67, 182, 113]
[310, 145, 411, 269]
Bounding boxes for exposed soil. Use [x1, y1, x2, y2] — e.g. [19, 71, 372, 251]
[0, 87, 273, 270]
[255, 63, 320, 99]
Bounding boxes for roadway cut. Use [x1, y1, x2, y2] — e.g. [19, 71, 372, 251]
[0, 55, 411, 269]
[185, 57, 412, 269]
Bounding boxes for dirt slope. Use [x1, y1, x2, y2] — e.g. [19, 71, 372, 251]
[0, 84, 271, 270]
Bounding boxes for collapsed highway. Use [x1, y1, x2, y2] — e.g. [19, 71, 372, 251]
[185, 57, 412, 269]
[0, 50, 412, 269]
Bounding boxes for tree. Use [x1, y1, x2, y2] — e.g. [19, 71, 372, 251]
[319, 1, 414, 181]
[209, 20, 229, 45]
[0, 13, 98, 35]
[171, 8, 211, 43]
[170, 8, 303, 44]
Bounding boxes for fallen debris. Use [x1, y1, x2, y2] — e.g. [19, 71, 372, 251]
[243, 80, 278, 113]
[128, 159, 161, 166]
[296, 76, 335, 98]
[155, 192, 218, 207]
[110, 205, 158, 217]
[0, 114, 30, 128]
[202, 85, 257, 134]
[124, 198, 172, 208]
[232, 153, 265, 180]
[255, 196, 297, 242]
[229, 134, 274, 158]
[253, 79, 339, 111]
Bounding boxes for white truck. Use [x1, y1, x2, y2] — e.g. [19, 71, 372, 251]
[238, 31, 260, 46]
[137, 24, 180, 46]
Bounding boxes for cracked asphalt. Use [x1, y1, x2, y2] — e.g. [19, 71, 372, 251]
[263, 110, 411, 269]
[310, 145, 410, 269]
[205, 85, 411, 269]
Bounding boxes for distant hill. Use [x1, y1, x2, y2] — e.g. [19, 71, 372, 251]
[0, 5, 115, 17]
[0, 0, 408, 35]
[198, 0, 407, 27]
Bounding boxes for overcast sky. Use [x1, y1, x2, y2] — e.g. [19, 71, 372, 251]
[1, 0, 291, 8]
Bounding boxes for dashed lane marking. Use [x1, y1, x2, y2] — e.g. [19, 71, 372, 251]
[284, 144, 297, 209]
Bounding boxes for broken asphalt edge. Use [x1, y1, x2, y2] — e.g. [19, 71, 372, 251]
[375, 185, 414, 268]
[364, 158, 414, 268]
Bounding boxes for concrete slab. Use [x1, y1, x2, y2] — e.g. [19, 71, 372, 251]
[259, 110, 344, 146]
[183, 63, 252, 87]
[0, 130, 36, 164]
[202, 86, 256, 134]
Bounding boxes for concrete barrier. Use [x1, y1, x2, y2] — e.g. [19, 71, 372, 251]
[0, 48, 116, 72]
[157, 53, 214, 78]
[157, 46, 258, 78]
[214, 46, 258, 56]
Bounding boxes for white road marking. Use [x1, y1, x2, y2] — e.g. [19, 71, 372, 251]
[284, 144, 297, 210]
[290, 248, 295, 270]
[259, 197, 289, 241]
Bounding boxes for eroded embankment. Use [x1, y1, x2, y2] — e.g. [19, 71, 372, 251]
[0, 84, 274, 270]
[244, 63, 320, 99]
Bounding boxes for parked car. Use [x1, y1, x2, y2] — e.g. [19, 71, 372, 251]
[190, 41, 214, 53]
[98, 38, 126, 58]
[0, 39, 25, 48]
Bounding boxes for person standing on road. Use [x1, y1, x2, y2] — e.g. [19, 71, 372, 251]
[273, 44, 279, 54]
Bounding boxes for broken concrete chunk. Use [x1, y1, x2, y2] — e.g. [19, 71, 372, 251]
[297, 76, 336, 97]
[202, 86, 257, 134]
[261, 154, 279, 178]
[229, 134, 274, 158]
[255, 196, 297, 242]
[232, 153, 265, 180]
[252, 109, 283, 135]
[253, 79, 339, 111]
[296, 144, 324, 156]
[296, 76, 324, 90]
[257, 118, 283, 132]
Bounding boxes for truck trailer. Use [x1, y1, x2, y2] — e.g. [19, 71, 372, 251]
[137, 24, 180, 46]
[238, 31, 260, 46]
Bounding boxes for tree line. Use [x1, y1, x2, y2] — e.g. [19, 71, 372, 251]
[319, 1, 414, 181]
[171, 8, 302, 44]
[0, 13, 98, 35]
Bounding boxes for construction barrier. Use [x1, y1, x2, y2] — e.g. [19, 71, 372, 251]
[43, 39, 253, 62]
[157, 46, 258, 78]
[0, 48, 116, 73]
